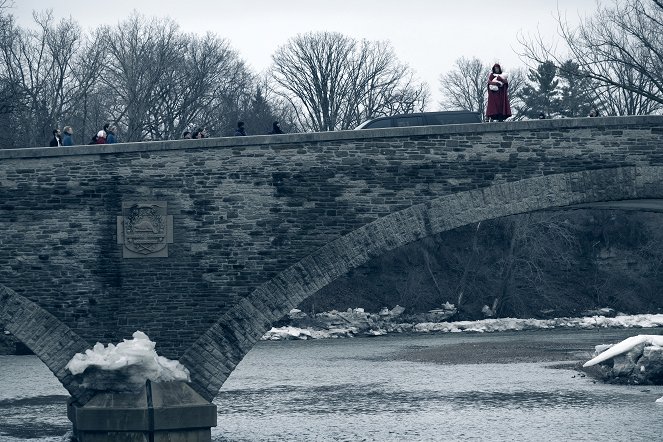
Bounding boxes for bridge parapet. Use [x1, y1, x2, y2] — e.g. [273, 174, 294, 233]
[1, 115, 662, 159]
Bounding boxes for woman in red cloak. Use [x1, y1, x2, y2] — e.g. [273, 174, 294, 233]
[486, 63, 511, 122]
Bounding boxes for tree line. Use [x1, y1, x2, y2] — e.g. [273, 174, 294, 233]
[1, 0, 661, 149]
[516, 0, 663, 117]
[303, 209, 663, 319]
[0, 5, 427, 148]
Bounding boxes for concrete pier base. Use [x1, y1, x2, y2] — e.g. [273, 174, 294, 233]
[67, 381, 217, 442]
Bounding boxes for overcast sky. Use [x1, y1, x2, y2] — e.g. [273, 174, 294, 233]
[9, 0, 602, 106]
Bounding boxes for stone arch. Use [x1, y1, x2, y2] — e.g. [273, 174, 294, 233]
[182, 165, 663, 400]
[0, 285, 92, 403]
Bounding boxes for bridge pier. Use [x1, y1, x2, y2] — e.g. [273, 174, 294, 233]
[67, 381, 217, 442]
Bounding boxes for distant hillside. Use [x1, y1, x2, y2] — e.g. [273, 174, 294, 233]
[299, 209, 663, 320]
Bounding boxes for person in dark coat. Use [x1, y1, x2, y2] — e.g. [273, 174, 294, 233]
[269, 121, 283, 134]
[191, 127, 206, 139]
[486, 63, 512, 122]
[49, 129, 62, 147]
[106, 125, 117, 144]
[62, 126, 74, 146]
[234, 121, 246, 136]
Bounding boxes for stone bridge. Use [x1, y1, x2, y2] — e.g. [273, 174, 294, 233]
[1, 115, 663, 405]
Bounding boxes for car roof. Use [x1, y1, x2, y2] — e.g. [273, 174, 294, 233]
[355, 110, 480, 129]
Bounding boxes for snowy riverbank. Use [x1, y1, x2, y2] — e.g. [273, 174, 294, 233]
[262, 307, 663, 341]
[264, 307, 663, 402]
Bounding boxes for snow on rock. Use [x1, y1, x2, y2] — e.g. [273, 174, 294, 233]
[582, 335, 663, 386]
[263, 326, 313, 340]
[411, 315, 663, 334]
[65, 331, 190, 392]
[262, 312, 663, 341]
[481, 305, 495, 317]
[266, 305, 417, 340]
[581, 307, 617, 317]
[583, 335, 663, 367]
[265, 325, 358, 340]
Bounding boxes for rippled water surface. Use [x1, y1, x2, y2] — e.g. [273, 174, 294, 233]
[2, 329, 663, 441]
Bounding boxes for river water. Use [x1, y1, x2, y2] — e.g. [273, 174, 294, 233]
[1, 328, 663, 441]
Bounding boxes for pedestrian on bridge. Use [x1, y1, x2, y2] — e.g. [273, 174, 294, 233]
[95, 130, 107, 144]
[49, 129, 62, 147]
[269, 121, 283, 134]
[105, 125, 117, 144]
[192, 127, 206, 139]
[234, 121, 247, 136]
[486, 63, 512, 122]
[62, 126, 74, 146]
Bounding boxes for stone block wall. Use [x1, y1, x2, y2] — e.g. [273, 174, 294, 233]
[1, 116, 662, 360]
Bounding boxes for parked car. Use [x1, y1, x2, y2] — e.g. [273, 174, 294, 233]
[355, 110, 481, 129]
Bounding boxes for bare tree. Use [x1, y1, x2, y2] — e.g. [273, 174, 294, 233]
[347, 40, 428, 127]
[98, 14, 184, 141]
[439, 57, 489, 116]
[0, 10, 87, 146]
[254, 75, 299, 133]
[590, 60, 662, 115]
[145, 32, 252, 140]
[421, 212, 580, 318]
[201, 57, 256, 137]
[0, 3, 22, 147]
[450, 222, 482, 309]
[0, 7, 287, 145]
[505, 68, 528, 120]
[518, 0, 663, 114]
[490, 212, 578, 317]
[66, 30, 106, 143]
[270, 32, 355, 132]
[270, 32, 427, 132]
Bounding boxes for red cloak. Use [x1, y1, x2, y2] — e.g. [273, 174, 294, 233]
[486, 72, 512, 120]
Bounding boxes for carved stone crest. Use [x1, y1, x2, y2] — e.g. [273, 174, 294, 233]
[117, 202, 173, 258]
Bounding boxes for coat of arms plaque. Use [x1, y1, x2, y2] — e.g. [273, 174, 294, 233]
[117, 202, 173, 258]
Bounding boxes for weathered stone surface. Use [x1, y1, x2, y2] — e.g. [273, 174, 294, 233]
[68, 381, 216, 441]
